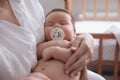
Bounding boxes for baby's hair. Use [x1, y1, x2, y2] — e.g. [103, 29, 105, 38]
[45, 8, 76, 32]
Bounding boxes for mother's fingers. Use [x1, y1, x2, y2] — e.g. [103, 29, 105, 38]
[65, 45, 85, 69]
[65, 39, 88, 69]
[65, 52, 89, 75]
[69, 66, 84, 77]
[65, 34, 94, 76]
[71, 36, 83, 48]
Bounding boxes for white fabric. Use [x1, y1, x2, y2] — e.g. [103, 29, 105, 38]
[106, 26, 120, 46]
[87, 70, 105, 80]
[0, 0, 45, 80]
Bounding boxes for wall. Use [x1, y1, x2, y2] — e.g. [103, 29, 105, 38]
[39, 0, 64, 15]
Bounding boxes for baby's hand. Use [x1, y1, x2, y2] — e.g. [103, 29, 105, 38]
[55, 40, 71, 48]
[42, 46, 61, 61]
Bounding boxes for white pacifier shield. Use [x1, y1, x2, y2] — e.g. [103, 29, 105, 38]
[50, 28, 65, 40]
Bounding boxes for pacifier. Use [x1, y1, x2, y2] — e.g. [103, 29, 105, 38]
[50, 28, 65, 40]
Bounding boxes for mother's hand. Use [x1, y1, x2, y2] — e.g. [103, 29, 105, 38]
[65, 33, 94, 77]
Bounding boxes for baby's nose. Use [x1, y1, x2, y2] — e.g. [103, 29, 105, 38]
[54, 23, 60, 28]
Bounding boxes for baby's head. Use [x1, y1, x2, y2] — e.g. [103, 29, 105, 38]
[44, 8, 76, 41]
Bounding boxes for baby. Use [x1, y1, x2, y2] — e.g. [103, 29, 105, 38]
[25, 8, 88, 80]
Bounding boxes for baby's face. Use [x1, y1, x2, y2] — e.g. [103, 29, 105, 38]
[44, 11, 75, 41]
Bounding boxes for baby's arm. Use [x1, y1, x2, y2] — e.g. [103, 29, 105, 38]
[42, 46, 76, 63]
[37, 40, 71, 59]
[42, 46, 73, 62]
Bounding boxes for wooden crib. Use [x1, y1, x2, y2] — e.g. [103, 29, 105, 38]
[63, 0, 120, 80]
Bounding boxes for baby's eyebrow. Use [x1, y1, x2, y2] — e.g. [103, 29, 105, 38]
[59, 20, 68, 22]
[45, 21, 52, 24]
[44, 21, 54, 25]
[60, 19, 67, 21]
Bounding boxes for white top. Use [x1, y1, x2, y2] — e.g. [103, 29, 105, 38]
[0, 0, 45, 80]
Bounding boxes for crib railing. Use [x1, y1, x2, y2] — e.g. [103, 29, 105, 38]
[91, 33, 119, 80]
[64, 0, 120, 21]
